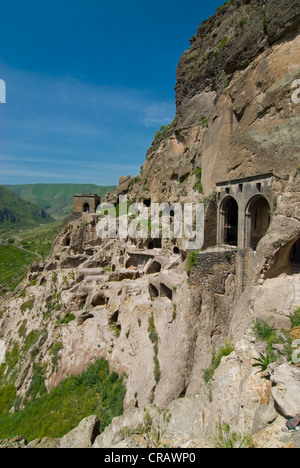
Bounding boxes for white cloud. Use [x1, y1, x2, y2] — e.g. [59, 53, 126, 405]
[143, 101, 175, 127]
[0, 64, 175, 184]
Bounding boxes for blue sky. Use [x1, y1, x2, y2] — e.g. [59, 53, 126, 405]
[0, 0, 224, 186]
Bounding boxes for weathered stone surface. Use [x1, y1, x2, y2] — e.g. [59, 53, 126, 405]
[59, 415, 100, 448]
[0, 436, 27, 449]
[93, 408, 146, 448]
[270, 364, 300, 419]
[26, 437, 60, 449]
[286, 416, 300, 430]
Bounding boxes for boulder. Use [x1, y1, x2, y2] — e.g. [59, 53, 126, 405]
[59, 415, 100, 449]
[286, 416, 300, 430]
[270, 364, 300, 418]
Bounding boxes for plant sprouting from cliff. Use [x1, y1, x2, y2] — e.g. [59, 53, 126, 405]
[212, 422, 252, 448]
[186, 250, 199, 276]
[216, 1, 232, 12]
[192, 167, 203, 193]
[118, 408, 171, 448]
[203, 341, 234, 383]
[148, 314, 161, 385]
[252, 352, 275, 372]
[201, 117, 209, 128]
[154, 125, 167, 140]
[290, 307, 300, 328]
[252, 318, 294, 364]
[151, 120, 175, 151]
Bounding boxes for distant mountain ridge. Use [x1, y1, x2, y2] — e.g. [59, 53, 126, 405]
[0, 186, 54, 228]
[5, 184, 116, 220]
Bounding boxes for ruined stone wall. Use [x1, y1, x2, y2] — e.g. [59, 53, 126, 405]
[189, 250, 236, 293]
[73, 194, 100, 213]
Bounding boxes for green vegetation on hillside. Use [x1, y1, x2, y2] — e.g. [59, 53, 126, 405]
[0, 221, 62, 295]
[0, 359, 126, 441]
[202, 341, 235, 383]
[5, 184, 116, 220]
[0, 245, 37, 294]
[0, 186, 54, 228]
[12, 221, 62, 259]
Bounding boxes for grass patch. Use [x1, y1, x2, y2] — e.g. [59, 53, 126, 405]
[0, 245, 37, 295]
[252, 317, 296, 363]
[59, 313, 75, 325]
[203, 342, 234, 383]
[148, 314, 160, 385]
[290, 307, 300, 328]
[20, 297, 35, 313]
[0, 359, 126, 442]
[212, 422, 252, 448]
[0, 221, 62, 296]
[16, 221, 62, 259]
[186, 250, 199, 276]
[192, 168, 203, 193]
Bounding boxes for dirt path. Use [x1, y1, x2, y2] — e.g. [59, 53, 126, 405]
[0, 241, 42, 259]
[15, 245, 42, 259]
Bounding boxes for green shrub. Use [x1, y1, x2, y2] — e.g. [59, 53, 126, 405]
[59, 314, 75, 325]
[20, 297, 35, 313]
[201, 117, 209, 128]
[252, 351, 275, 372]
[148, 314, 161, 384]
[23, 330, 41, 354]
[0, 359, 126, 441]
[203, 342, 234, 383]
[290, 308, 300, 328]
[186, 251, 199, 276]
[24, 364, 47, 404]
[212, 422, 252, 448]
[150, 120, 175, 150]
[216, 1, 232, 12]
[253, 319, 277, 344]
[148, 314, 158, 344]
[0, 385, 16, 414]
[50, 341, 64, 370]
[192, 167, 203, 193]
[252, 318, 291, 363]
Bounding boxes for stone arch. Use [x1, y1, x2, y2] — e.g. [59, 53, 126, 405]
[245, 195, 271, 250]
[220, 196, 239, 246]
[83, 202, 90, 213]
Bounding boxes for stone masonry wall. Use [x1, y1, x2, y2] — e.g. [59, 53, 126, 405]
[189, 250, 237, 294]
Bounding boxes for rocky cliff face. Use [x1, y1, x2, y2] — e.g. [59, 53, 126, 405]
[106, 0, 300, 204]
[0, 0, 300, 448]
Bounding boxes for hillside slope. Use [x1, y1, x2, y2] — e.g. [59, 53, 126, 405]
[5, 184, 116, 220]
[0, 186, 54, 229]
